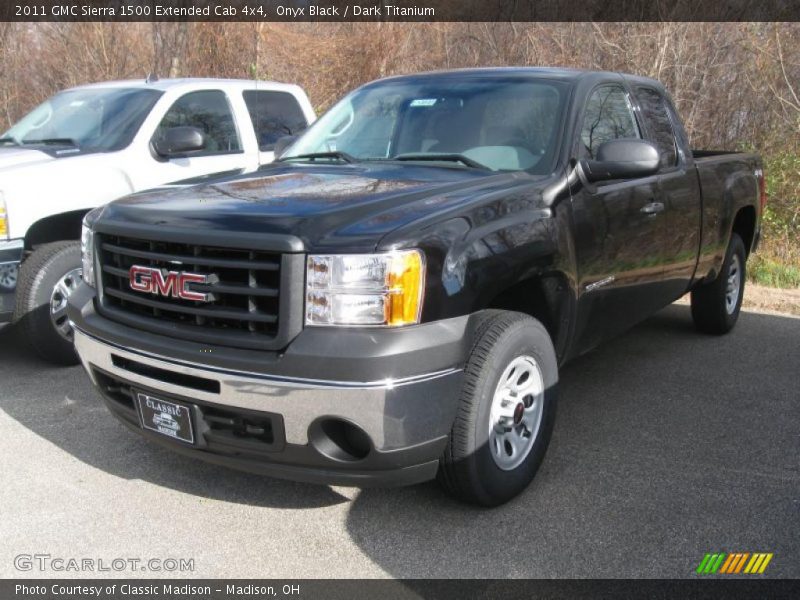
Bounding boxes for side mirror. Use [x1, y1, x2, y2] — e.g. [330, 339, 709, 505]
[579, 139, 660, 182]
[273, 135, 298, 158]
[153, 126, 206, 158]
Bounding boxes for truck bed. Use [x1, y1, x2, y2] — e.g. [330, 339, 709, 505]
[692, 149, 752, 160]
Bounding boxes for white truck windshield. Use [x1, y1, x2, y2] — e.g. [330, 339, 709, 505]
[2, 87, 162, 152]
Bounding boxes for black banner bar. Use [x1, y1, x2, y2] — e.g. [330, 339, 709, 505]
[2, 0, 800, 22]
[4, 579, 800, 600]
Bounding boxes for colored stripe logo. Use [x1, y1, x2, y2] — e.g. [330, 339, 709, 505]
[696, 552, 773, 574]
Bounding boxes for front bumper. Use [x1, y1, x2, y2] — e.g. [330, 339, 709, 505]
[0, 239, 24, 323]
[69, 284, 472, 487]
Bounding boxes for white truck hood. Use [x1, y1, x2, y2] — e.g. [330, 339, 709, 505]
[0, 147, 55, 172]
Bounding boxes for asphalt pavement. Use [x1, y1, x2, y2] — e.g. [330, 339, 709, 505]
[0, 304, 797, 579]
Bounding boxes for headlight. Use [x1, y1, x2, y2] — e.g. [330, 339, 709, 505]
[80, 206, 104, 288]
[0, 192, 8, 240]
[305, 250, 425, 327]
[80, 218, 95, 288]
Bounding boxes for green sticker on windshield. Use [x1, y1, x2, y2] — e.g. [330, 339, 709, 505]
[410, 98, 437, 107]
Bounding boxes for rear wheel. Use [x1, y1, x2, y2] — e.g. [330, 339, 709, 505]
[438, 311, 558, 507]
[14, 241, 82, 365]
[691, 233, 746, 335]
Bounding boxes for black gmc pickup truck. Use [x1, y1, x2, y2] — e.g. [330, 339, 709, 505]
[68, 68, 764, 506]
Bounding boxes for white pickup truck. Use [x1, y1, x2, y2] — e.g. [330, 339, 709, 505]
[0, 77, 315, 364]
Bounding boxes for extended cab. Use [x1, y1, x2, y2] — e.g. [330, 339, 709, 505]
[68, 69, 764, 505]
[0, 78, 315, 363]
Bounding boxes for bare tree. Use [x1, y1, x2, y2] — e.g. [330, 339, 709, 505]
[0, 22, 797, 265]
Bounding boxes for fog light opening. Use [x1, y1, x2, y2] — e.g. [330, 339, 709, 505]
[310, 418, 372, 462]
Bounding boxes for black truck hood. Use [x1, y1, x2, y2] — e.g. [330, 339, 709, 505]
[98, 162, 527, 252]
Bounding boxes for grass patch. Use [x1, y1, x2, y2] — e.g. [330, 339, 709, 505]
[748, 255, 800, 288]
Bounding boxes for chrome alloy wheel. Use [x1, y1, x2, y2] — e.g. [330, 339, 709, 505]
[50, 267, 82, 341]
[725, 254, 742, 315]
[488, 355, 545, 471]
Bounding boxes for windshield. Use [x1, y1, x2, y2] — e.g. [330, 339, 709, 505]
[284, 77, 568, 173]
[2, 87, 162, 152]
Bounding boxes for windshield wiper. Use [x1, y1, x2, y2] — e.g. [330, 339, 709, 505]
[279, 151, 357, 164]
[20, 137, 78, 147]
[0, 136, 18, 145]
[390, 153, 490, 170]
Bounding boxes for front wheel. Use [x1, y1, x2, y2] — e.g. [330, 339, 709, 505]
[691, 233, 746, 335]
[13, 241, 82, 365]
[438, 311, 558, 507]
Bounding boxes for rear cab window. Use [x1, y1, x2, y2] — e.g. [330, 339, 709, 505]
[633, 86, 679, 169]
[242, 90, 309, 151]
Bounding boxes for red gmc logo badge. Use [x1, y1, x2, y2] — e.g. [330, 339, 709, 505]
[128, 265, 215, 302]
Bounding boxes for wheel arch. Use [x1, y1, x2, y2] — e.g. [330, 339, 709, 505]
[731, 205, 757, 256]
[24, 209, 90, 251]
[484, 271, 574, 362]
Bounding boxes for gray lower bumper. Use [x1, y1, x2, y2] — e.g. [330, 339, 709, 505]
[68, 281, 476, 486]
[0, 239, 24, 322]
[73, 326, 463, 450]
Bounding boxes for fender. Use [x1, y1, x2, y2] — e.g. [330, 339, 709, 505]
[375, 170, 577, 362]
[5, 157, 135, 240]
[695, 156, 760, 281]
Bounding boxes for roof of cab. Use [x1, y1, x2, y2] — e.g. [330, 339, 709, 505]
[68, 77, 304, 94]
[367, 67, 586, 84]
[363, 67, 663, 89]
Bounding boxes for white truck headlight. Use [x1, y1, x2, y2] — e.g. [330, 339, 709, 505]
[0, 193, 8, 240]
[80, 218, 95, 288]
[305, 250, 425, 327]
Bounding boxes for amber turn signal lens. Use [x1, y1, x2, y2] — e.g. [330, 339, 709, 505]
[0, 196, 7, 238]
[387, 250, 424, 326]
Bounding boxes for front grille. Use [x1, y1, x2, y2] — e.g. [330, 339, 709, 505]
[96, 233, 294, 349]
[110, 354, 220, 394]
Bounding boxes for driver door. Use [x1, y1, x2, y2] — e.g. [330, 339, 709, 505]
[128, 90, 248, 191]
[571, 84, 669, 351]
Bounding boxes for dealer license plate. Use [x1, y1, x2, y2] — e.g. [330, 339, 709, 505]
[136, 392, 194, 444]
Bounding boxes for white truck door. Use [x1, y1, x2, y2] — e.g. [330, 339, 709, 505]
[126, 89, 258, 191]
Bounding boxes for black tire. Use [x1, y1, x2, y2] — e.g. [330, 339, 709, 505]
[691, 233, 746, 335]
[438, 310, 558, 507]
[13, 241, 82, 366]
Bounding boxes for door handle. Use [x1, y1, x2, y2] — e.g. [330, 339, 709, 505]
[640, 201, 665, 215]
